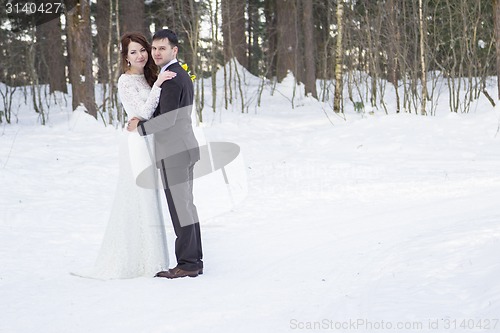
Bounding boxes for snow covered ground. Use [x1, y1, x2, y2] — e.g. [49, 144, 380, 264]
[1, 74, 500, 332]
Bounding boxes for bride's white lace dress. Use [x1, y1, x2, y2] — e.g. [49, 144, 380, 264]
[90, 74, 169, 279]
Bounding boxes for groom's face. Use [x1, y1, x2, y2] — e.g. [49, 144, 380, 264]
[152, 38, 178, 68]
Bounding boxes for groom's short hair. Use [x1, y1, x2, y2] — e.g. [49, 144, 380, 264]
[153, 29, 179, 48]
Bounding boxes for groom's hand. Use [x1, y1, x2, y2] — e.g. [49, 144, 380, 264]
[127, 117, 141, 132]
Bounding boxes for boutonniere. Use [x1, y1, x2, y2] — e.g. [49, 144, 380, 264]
[181, 63, 196, 82]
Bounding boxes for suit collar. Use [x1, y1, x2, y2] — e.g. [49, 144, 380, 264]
[160, 59, 178, 73]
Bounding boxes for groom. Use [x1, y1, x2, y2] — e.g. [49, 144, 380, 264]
[128, 29, 203, 279]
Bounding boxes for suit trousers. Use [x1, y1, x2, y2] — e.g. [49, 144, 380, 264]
[160, 160, 203, 271]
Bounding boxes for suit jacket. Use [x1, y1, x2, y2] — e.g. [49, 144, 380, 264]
[138, 62, 200, 169]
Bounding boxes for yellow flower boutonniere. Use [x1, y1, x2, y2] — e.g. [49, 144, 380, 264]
[181, 63, 196, 82]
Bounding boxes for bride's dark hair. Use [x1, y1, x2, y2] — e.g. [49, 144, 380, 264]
[120, 32, 158, 87]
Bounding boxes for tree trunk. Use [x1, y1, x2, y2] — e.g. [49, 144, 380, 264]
[294, 0, 305, 85]
[276, 0, 298, 82]
[419, 0, 427, 115]
[184, 0, 202, 119]
[221, 0, 247, 68]
[264, 0, 277, 79]
[34, 28, 49, 85]
[494, 0, 500, 99]
[66, 0, 97, 117]
[301, 0, 317, 98]
[96, 0, 110, 83]
[386, 0, 400, 112]
[247, 0, 261, 75]
[35, 18, 67, 93]
[333, 0, 344, 113]
[208, 0, 219, 114]
[119, 0, 147, 37]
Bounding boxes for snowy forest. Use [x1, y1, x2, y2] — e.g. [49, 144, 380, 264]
[2, 0, 500, 124]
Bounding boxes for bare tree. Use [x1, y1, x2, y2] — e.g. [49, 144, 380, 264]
[0, 84, 17, 124]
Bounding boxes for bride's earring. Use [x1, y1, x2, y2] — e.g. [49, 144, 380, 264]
[127, 60, 131, 67]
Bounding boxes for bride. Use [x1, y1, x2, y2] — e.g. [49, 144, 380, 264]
[90, 32, 176, 279]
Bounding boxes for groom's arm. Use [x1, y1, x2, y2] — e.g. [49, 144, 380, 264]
[132, 105, 192, 136]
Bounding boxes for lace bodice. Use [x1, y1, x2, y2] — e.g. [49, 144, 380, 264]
[117, 74, 161, 120]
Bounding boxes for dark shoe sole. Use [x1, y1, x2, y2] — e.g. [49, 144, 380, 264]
[155, 270, 199, 279]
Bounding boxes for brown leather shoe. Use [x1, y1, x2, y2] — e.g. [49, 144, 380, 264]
[155, 267, 199, 279]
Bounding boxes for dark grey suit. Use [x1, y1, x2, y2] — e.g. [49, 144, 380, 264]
[137, 61, 202, 272]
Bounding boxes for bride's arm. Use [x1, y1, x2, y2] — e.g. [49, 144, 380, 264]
[118, 72, 176, 120]
[117, 76, 160, 121]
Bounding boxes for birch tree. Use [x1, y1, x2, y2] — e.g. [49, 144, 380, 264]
[333, 0, 344, 113]
[418, 0, 428, 115]
[493, 0, 500, 99]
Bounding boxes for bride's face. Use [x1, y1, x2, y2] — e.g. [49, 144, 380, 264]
[126, 41, 148, 72]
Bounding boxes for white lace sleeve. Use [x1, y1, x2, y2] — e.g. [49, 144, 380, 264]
[118, 75, 161, 120]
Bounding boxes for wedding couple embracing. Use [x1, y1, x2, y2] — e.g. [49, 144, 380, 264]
[89, 29, 203, 280]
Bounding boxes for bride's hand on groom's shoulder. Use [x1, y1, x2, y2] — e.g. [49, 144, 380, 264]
[155, 70, 177, 87]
